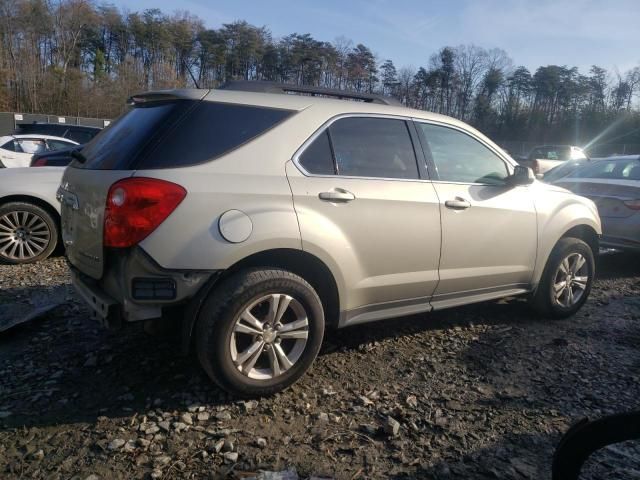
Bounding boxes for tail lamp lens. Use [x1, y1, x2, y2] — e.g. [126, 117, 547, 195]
[104, 178, 186, 248]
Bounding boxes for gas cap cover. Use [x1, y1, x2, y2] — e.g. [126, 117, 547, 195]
[218, 209, 253, 243]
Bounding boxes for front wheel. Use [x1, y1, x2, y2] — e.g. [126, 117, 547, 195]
[531, 237, 595, 319]
[195, 268, 325, 397]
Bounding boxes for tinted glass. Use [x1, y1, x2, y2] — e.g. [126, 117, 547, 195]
[328, 117, 419, 179]
[419, 123, 508, 184]
[138, 102, 293, 169]
[543, 159, 589, 183]
[0, 140, 14, 152]
[299, 131, 335, 175]
[66, 131, 97, 144]
[80, 101, 193, 169]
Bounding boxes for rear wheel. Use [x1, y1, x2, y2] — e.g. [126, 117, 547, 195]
[0, 202, 58, 264]
[531, 237, 595, 318]
[195, 268, 324, 397]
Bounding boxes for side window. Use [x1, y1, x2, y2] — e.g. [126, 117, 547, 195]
[326, 117, 419, 179]
[46, 140, 74, 151]
[299, 130, 335, 175]
[16, 139, 46, 155]
[0, 140, 15, 152]
[418, 123, 509, 185]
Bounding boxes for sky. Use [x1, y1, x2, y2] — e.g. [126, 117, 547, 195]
[110, 0, 639, 75]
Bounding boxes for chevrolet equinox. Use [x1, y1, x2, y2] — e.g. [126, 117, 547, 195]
[58, 83, 601, 396]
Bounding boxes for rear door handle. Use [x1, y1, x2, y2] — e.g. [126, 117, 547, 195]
[319, 189, 356, 203]
[444, 198, 471, 210]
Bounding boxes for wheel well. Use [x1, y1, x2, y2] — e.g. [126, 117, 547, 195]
[0, 195, 60, 224]
[221, 249, 341, 328]
[561, 225, 599, 255]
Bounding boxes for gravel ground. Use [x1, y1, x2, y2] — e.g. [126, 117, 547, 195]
[0, 253, 639, 479]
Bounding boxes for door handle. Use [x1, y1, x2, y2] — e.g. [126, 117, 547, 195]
[444, 198, 471, 210]
[318, 189, 356, 203]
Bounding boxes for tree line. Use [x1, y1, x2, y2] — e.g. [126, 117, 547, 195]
[1, 0, 639, 148]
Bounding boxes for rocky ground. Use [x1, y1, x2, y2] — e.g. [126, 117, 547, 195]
[0, 253, 639, 480]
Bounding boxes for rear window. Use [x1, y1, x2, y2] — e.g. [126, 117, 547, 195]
[79, 100, 294, 170]
[570, 159, 640, 180]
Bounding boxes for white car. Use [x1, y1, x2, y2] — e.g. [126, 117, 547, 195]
[0, 134, 78, 168]
[0, 167, 63, 263]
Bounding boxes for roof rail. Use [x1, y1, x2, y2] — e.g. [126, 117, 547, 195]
[218, 81, 402, 106]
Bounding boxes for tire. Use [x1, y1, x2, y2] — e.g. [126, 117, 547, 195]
[0, 202, 58, 264]
[531, 237, 595, 319]
[195, 268, 325, 397]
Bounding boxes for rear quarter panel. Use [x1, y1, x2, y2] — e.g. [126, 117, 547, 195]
[0, 167, 63, 213]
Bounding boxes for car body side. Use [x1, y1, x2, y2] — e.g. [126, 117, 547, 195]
[117, 90, 602, 326]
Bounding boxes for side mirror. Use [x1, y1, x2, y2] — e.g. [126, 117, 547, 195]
[509, 165, 535, 186]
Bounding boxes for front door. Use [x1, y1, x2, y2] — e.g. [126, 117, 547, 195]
[414, 121, 538, 308]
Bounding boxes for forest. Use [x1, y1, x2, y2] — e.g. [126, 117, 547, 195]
[1, 0, 639, 151]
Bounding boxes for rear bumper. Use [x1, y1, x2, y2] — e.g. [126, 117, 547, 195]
[69, 247, 219, 326]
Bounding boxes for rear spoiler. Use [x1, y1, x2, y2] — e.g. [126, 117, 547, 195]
[127, 89, 209, 105]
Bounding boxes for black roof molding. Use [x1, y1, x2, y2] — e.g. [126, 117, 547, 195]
[219, 80, 402, 106]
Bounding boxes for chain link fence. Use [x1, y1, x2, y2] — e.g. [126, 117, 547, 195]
[0, 112, 111, 137]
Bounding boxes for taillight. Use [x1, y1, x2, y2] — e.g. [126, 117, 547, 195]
[624, 199, 640, 211]
[104, 178, 186, 248]
[31, 158, 47, 167]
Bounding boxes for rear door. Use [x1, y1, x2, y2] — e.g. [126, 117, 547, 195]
[414, 121, 538, 308]
[287, 115, 442, 315]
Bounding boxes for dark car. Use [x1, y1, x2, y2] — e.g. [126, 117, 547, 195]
[30, 145, 80, 167]
[13, 123, 102, 144]
[552, 155, 640, 252]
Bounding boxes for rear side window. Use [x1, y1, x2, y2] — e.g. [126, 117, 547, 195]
[299, 131, 335, 175]
[1, 140, 14, 152]
[570, 159, 640, 180]
[80, 100, 294, 170]
[139, 102, 293, 169]
[81, 102, 189, 169]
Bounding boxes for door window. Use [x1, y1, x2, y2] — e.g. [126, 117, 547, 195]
[329, 117, 419, 179]
[16, 138, 46, 155]
[418, 123, 509, 185]
[299, 130, 335, 175]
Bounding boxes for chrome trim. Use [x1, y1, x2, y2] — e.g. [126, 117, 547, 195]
[338, 296, 432, 328]
[292, 112, 423, 181]
[290, 112, 518, 187]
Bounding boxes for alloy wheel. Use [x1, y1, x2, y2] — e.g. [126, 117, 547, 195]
[0, 210, 51, 261]
[552, 252, 589, 308]
[230, 293, 309, 380]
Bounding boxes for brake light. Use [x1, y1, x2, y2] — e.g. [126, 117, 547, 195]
[31, 158, 47, 167]
[624, 199, 640, 211]
[104, 178, 186, 247]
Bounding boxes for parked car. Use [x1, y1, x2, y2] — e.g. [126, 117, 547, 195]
[542, 157, 595, 183]
[59, 84, 601, 396]
[0, 167, 63, 263]
[13, 123, 102, 144]
[552, 155, 640, 252]
[0, 134, 78, 168]
[519, 145, 588, 175]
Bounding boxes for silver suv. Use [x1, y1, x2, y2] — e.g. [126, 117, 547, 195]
[58, 84, 601, 396]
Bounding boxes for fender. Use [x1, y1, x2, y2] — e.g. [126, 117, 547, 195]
[532, 193, 601, 286]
